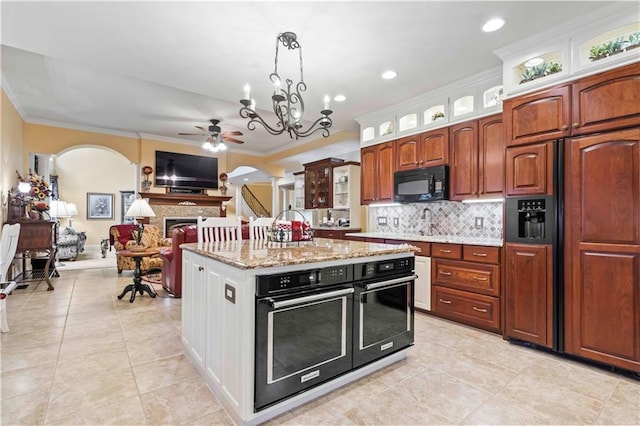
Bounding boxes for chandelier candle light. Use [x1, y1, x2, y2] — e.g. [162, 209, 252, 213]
[239, 31, 333, 140]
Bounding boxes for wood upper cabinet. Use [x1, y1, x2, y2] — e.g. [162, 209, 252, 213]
[504, 243, 552, 348]
[571, 62, 640, 136]
[478, 114, 505, 197]
[360, 141, 395, 204]
[396, 128, 449, 171]
[504, 85, 571, 146]
[303, 158, 344, 209]
[505, 141, 553, 196]
[450, 115, 504, 201]
[395, 134, 420, 171]
[564, 128, 640, 372]
[450, 120, 478, 200]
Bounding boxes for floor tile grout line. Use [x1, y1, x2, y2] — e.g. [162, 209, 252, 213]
[42, 275, 76, 425]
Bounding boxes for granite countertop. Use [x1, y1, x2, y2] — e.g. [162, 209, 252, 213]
[345, 232, 503, 247]
[181, 237, 419, 270]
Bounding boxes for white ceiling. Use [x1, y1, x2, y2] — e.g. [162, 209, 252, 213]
[1, 1, 616, 178]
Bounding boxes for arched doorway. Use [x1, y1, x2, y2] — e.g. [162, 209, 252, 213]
[50, 145, 136, 245]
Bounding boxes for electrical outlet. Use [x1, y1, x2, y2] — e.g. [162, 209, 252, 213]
[393, 217, 400, 227]
[377, 216, 387, 225]
[475, 217, 484, 229]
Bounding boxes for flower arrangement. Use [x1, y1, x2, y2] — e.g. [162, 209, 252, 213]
[13, 170, 52, 203]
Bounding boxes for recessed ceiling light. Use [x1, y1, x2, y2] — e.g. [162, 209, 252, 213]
[524, 57, 545, 67]
[334, 94, 346, 102]
[482, 18, 505, 32]
[381, 70, 397, 80]
[243, 178, 249, 181]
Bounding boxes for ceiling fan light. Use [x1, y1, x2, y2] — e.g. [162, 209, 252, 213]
[219, 143, 227, 151]
[203, 142, 212, 150]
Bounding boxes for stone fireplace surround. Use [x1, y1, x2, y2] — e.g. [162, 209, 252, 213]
[140, 192, 232, 237]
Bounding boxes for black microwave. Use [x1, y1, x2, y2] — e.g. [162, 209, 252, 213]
[393, 165, 449, 203]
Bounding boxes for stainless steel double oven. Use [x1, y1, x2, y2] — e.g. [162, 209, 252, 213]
[254, 257, 415, 411]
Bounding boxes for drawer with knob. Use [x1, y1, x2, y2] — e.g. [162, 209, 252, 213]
[431, 259, 499, 296]
[432, 286, 500, 333]
[431, 243, 462, 259]
[463, 245, 500, 264]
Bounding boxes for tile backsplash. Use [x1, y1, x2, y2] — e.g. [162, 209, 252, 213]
[369, 201, 503, 239]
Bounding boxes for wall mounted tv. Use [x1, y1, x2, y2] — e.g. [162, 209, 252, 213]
[155, 151, 218, 190]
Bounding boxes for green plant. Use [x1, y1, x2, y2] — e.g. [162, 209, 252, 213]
[519, 61, 563, 84]
[626, 32, 640, 48]
[432, 111, 445, 121]
[589, 33, 640, 61]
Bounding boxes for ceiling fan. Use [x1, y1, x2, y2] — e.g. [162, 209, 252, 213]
[179, 119, 244, 152]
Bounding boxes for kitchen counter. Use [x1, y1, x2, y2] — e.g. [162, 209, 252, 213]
[181, 237, 416, 269]
[181, 240, 416, 425]
[345, 232, 503, 247]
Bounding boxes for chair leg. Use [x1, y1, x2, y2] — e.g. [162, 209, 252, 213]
[0, 281, 18, 333]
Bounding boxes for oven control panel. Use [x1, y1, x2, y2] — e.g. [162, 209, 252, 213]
[256, 265, 353, 296]
[354, 257, 414, 280]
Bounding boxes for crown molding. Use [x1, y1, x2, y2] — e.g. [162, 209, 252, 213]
[26, 117, 141, 139]
[1, 75, 27, 119]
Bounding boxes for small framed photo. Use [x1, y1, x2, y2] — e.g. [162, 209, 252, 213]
[120, 190, 135, 223]
[86, 192, 114, 220]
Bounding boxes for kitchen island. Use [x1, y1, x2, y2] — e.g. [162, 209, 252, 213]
[181, 238, 418, 425]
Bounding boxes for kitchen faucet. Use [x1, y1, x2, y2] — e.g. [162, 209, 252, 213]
[421, 208, 434, 236]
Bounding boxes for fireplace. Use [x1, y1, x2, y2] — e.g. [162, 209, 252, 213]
[164, 217, 198, 237]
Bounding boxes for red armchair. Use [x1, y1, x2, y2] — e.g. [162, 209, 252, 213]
[159, 225, 198, 298]
[159, 221, 251, 297]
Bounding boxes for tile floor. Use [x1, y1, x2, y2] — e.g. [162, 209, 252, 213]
[1, 266, 639, 425]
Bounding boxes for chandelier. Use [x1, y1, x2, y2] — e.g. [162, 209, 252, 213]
[239, 31, 333, 140]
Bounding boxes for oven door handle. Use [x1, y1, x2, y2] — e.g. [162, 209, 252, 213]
[360, 274, 418, 291]
[268, 287, 354, 309]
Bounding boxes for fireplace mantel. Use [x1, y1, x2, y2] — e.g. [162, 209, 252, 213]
[140, 192, 232, 208]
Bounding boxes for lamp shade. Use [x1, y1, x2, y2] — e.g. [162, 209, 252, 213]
[18, 181, 31, 193]
[66, 202, 79, 216]
[49, 200, 70, 218]
[125, 198, 155, 218]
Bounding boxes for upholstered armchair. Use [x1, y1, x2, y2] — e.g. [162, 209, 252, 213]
[109, 224, 171, 273]
[57, 226, 87, 260]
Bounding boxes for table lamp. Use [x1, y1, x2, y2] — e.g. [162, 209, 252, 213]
[66, 203, 78, 227]
[49, 200, 70, 223]
[125, 198, 156, 249]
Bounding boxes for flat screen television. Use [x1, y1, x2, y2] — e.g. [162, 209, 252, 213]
[154, 151, 218, 190]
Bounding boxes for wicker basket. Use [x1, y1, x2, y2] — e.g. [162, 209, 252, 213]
[268, 209, 313, 243]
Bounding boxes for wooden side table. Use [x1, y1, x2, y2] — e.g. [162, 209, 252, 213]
[9, 221, 58, 291]
[116, 248, 160, 302]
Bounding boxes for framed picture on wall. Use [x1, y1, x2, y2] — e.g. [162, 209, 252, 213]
[86, 192, 114, 220]
[120, 190, 136, 223]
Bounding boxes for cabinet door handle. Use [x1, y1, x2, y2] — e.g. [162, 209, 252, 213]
[472, 252, 487, 257]
[473, 306, 488, 313]
[573, 122, 579, 128]
[440, 249, 452, 253]
[198, 266, 204, 271]
[440, 271, 452, 276]
[473, 276, 488, 281]
[561, 124, 568, 131]
[439, 299, 452, 304]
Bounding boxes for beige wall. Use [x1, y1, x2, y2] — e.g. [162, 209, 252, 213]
[24, 123, 140, 166]
[55, 147, 136, 245]
[245, 183, 273, 216]
[1, 89, 25, 227]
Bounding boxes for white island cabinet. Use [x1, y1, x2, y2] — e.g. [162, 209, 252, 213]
[181, 238, 418, 425]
